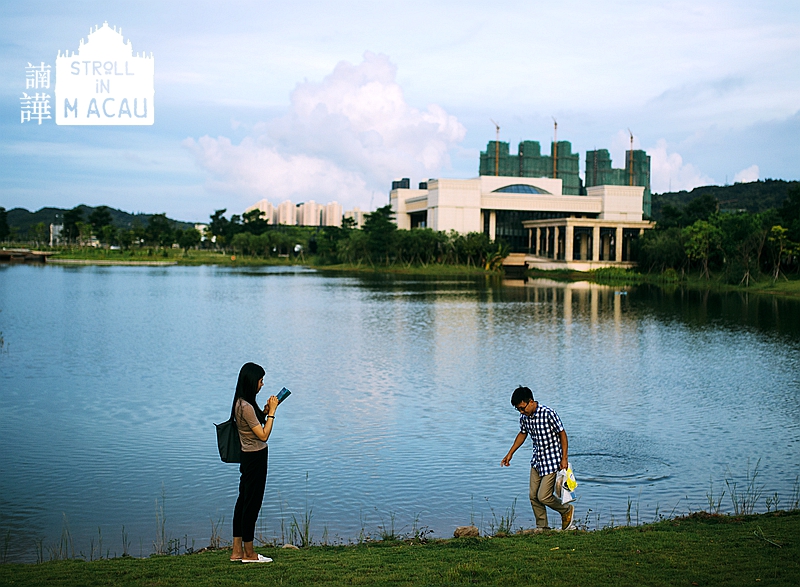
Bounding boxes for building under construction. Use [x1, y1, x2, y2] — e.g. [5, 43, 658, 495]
[585, 148, 651, 217]
[479, 140, 651, 216]
[479, 140, 582, 196]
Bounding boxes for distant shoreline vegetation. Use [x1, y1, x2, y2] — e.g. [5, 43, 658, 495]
[1, 179, 799, 288]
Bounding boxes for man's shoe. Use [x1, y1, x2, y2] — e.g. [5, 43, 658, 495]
[562, 505, 574, 530]
[533, 527, 549, 534]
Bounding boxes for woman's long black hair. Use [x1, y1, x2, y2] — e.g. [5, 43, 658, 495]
[232, 362, 266, 424]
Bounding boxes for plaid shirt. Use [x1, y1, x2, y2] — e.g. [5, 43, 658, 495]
[519, 403, 565, 475]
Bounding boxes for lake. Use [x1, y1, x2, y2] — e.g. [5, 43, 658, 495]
[1, 264, 799, 562]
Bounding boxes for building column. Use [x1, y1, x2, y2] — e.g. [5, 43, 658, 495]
[592, 225, 600, 261]
[489, 211, 496, 241]
[527, 228, 533, 252]
[615, 226, 623, 262]
[565, 223, 574, 262]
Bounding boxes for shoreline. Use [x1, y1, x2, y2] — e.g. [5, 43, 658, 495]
[1, 510, 797, 585]
[9, 249, 800, 298]
[47, 258, 178, 266]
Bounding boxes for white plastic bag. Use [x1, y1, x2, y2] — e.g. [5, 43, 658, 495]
[555, 463, 577, 504]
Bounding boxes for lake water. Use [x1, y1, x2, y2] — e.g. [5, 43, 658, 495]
[1, 264, 799, 562]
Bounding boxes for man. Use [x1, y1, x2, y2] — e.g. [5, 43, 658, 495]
[501, 386, 574, 531]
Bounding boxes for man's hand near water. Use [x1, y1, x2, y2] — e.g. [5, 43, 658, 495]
[501, 432, 528, 467]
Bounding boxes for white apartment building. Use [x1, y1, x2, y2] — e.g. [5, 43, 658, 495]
[296, 201, 324, 226]
[245, 199, 276, 224]
[323, 201, 343, 227]
[245, 199, 345, 227]
[344, 207, 366, 228]
[276, 200, 296, 226]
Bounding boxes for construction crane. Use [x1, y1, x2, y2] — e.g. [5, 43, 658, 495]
[490, 119, 500, 176]
[628, 129, 634, 186]
[552, 117, 558, 179]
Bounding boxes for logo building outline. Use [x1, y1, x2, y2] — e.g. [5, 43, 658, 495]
[56, 22, 154, 125]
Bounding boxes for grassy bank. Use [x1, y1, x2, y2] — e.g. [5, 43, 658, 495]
[45, 248, 296, 267]
[526, 267, 800, 299]
[1, 511, 797, 586]
[43, 247, 498, 275]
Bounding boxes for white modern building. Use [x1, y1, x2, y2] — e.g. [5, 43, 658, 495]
[390, 175, 654, 270]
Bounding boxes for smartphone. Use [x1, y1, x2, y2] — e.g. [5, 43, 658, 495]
[277, 387, 291, 404]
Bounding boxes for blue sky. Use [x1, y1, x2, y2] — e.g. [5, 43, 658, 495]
[1, 0, 798, 222]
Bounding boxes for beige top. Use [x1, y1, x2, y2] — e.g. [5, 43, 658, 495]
[235, 399, 267, 452]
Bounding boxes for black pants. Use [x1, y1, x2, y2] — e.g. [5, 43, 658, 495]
[232, 447, 268, 542]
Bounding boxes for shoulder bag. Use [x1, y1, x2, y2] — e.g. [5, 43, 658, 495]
[215, 401, 242, 463]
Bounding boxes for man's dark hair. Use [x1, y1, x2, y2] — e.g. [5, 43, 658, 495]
[511, 385, 534, 406]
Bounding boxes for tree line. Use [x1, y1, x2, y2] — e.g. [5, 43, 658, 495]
[639, 184, 800, 284]
[1, 202, 507, 270]
[0, 205, 203, 251]
[210, 205, 509, 269]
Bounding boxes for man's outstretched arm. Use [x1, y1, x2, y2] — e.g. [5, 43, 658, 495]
[501, 432, 527, 466]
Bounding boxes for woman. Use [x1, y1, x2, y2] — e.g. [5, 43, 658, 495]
[230, 362, 279, 563]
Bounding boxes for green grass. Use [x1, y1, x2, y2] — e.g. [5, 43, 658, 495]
[44, 247, 499, 275]
[2, 511, 798, 586]
[46, 248, 299, 267]
[525, 267, 800, 298]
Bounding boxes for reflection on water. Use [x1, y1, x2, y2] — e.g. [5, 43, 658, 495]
[0, 265, 798, 562]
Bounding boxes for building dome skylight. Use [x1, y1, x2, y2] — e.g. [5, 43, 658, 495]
[492, 184, 550, 194]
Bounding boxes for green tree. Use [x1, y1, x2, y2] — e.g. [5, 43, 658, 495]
[88, 206, 113, 235]
[63, 206, 84, 243]
[362, 205, 397, 264]
[683, 194, 719, 225]
[209, 209, 230, 246]
[767, 225, 792, 281]
[100, 224, 118, 246]
[146, 214, 174, 247]
[30, 222, 48, 247]
[780, 184, 800, 243]
[76, 221, 93, 246]
[683, 220, 722, 280]
[638, 227, 686, 273]
[715, 212, 767, 286]
[242, 209, 269, 235]
[178, 227, 202, 252]
[231, 232, 252, 255]
[0, 207, 9, 242]
[117, 229, 134, 250]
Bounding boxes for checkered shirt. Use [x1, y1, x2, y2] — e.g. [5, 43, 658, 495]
[519, 403, 565, 475]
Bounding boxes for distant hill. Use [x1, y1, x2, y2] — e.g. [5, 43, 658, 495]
[5, 205, 197, 234]
[652, 179, 798, 220]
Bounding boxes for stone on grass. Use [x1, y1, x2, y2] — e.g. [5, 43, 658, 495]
[282, 543, 300, 549]
[453, 525, 480, 538]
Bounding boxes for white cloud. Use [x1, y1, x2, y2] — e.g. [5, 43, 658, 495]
[184, 52, 466, 212]
[733, 164, 759, 183]
[648, 139, 715, 193]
